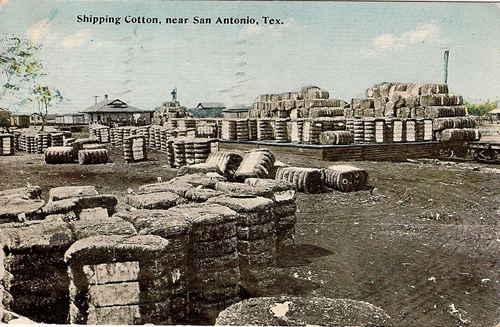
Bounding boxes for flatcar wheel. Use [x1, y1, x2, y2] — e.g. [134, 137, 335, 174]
[439, 148, 454, 158]
[475, 149, 497, 162]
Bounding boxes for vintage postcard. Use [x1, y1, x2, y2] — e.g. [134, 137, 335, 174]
[0, 1, 498, 326]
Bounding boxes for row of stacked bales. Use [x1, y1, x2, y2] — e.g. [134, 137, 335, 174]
[13, 130, 67, 153]
[249, 85, 348, 119]
[346, 117, 434, 144]
[348, 82, 480, 143]
[88, 124, 110, 143]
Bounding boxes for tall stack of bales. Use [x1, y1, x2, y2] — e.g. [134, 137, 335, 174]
[114, 210, 190, 323]
[274, 119, 288, 142]
[0, 134, 14, 155]
[97, 126, 110, 143]
[168, 204, 241, 323]
[302, 120, 322, 144]
[123, 135, 147, 162]
[1, 220, 75, 323]
[159, 129, 169, 152]
[196, 121, 218, 138]
[221, 120, 237, 140]
[207, 196, 276, 296]
[184, 138, 196, 165]
[165, 119, 178, 130]
[250, 86, 347, 119]
[64, 234, 182, 324]
[247, 119, 258, 140]
[363, 119, 375, 143]
[244, 178, 297, 252]
[37, 133, 51, 153]
[136, 126, 150, 144]
[257, 119, 274, 140]
[354, 82, 480, 142]
[50, 133, 64, 146]
[235, 119, 249, 141]
[193, 138, 212, 164]
[19, 134, 36, 153]
[165, 139, 175, 167]
[173, 138, 187, 168]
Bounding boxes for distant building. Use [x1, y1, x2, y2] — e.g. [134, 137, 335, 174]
[55, 113, 87, 125]
[10, 114, 30, 128]
[223, 105, 251, 119]
[81, 95, 154, 125]
[193, 102, 226, 118]
[29, 113, 56, 125]
[29, 113, 43, 125]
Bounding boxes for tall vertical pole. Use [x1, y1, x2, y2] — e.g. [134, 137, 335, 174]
[443, 50, 450, 85]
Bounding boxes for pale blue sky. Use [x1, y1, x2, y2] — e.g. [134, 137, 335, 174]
[0, 1, 499, 113]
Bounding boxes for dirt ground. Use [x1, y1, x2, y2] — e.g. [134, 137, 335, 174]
[0, 143, 498, 327]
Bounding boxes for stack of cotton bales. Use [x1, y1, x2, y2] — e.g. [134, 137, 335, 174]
[64, 234, 183, 325]
[123, 135, 147, 162]
[0, 134, 14, 155]
[1, 220, 75, 323]
[207, 196, 277, 297]
[168, 204, 241, 323]
[257, 119, 274, 140]
[250, 86, 347, 119]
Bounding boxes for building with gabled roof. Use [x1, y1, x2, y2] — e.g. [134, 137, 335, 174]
[191, 102, 226, 118]
[81, 95, 154, 125]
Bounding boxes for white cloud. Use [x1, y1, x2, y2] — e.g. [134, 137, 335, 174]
[363, 21, 446, 57]
[58, 29, 91, 49]
[239, 18, 307, 39]
[373, 34, 401, 49]
[26, 19, 51, 43]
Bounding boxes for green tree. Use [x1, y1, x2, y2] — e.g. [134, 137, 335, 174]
[0, 33, 44, 97]
[465, 101, 497, 116]
[29, 84, 63, 131]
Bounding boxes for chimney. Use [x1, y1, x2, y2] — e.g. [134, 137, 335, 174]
[104, 94, 108, 100]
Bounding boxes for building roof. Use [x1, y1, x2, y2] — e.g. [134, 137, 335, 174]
[56, 113, 85, 117]
[197, 102, 226, 109]
[81, 99, 154, 113]
[490, 108, 500, 114]
[223, 105, 251, 113]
